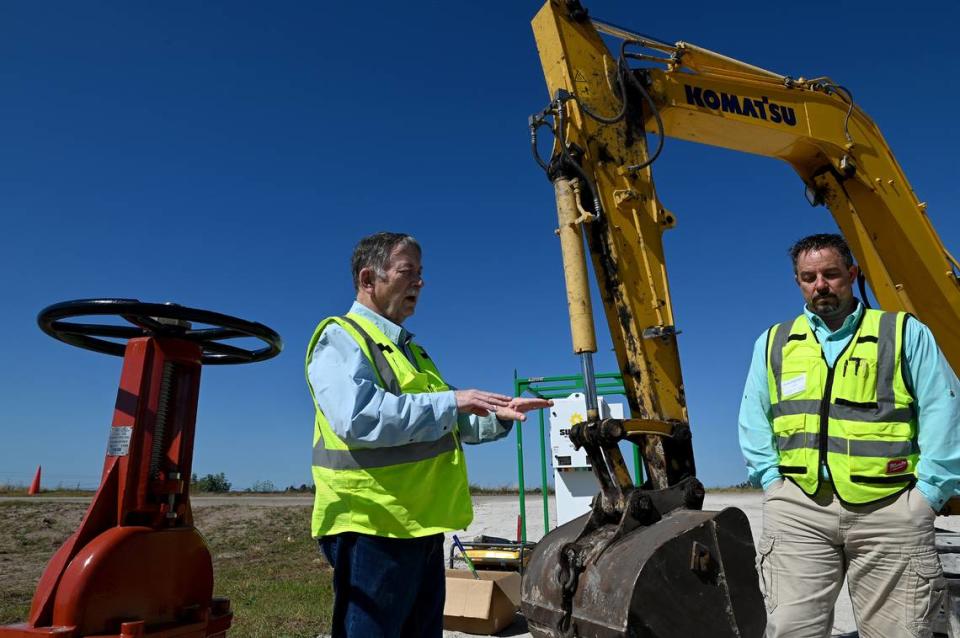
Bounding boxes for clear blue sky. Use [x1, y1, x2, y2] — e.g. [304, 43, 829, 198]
[1, 1, 958, 491]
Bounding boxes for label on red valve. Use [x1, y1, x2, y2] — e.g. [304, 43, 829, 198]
[107, 426, 133, 456]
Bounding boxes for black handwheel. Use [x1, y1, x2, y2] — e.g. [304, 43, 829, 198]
[37, 299, 283, 365]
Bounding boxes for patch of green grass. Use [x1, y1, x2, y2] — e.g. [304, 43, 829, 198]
[0, 587, 31, 626]
[198, 505, 333, 638]
[0, 588, 32, 627]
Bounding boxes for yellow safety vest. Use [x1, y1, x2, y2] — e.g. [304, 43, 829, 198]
[766, 309, 917, 504]
[306, 312, 472, 538]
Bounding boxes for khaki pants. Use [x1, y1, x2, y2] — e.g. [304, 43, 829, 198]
[758, 479, 946, 638]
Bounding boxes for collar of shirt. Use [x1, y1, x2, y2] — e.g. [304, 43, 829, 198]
[349, 301, 415, 348]
[802, 299, 863, 343]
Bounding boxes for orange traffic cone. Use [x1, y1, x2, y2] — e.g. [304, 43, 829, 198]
[27, 465, 41, 495]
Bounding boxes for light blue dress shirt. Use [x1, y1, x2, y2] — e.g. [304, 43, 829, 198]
[307, 302, 512, 448]
[738, 301, 960, 510]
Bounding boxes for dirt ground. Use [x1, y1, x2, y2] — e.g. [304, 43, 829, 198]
[3, 493, 959, 637]
[0, 500, 86, 616]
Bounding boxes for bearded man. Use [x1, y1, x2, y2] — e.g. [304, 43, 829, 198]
[738, 233, 960, 637]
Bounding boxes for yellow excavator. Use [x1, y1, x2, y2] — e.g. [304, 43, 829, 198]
[522, 1, 960, 636]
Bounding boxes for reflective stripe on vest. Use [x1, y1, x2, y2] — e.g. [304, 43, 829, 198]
[337, 314, 401, 395]
[305, 312, 472, 538]
[776, 433, 917, 458]
[311, 429, 457, 470]
[766, 309, 917, 504]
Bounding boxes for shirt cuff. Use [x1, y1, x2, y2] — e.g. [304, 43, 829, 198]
[759, 467, 783, 491]
[916, 480, 947, 512]
[434, 390, 459, 433]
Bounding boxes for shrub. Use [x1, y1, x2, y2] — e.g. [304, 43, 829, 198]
[192, 472, 231, 493]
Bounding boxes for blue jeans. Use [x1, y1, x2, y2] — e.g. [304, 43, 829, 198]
[319, 532, 445, 638]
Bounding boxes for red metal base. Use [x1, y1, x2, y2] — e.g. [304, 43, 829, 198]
[1, 526, 232, 638]
[1, 610, 230, 638]
[1, 611, 231, 638]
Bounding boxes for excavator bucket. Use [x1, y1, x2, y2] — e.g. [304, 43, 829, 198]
[521, 505, 766, 637]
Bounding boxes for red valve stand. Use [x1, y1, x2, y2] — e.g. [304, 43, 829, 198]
[1, 336, 232, 638]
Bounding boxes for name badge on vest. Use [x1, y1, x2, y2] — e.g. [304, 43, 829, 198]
[781, 374, 806, 397]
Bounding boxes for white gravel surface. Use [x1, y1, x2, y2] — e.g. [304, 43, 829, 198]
[444, 493, 960, 638]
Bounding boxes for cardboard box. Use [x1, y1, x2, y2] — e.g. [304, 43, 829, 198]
[443, 569, 522, 635]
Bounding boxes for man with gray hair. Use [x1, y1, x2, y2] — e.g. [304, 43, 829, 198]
[738, 232, 960, 637]
[305, 231, 550, 637]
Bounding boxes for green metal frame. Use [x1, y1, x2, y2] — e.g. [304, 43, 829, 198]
[512, 371, 643, 542]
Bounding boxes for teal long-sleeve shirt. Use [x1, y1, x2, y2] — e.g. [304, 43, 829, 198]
[738, 301, 960, 510]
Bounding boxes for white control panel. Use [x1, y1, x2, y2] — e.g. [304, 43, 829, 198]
[549, 393, 625, 526]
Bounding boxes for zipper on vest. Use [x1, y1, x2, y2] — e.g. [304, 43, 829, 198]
[813, 308, 866, 479]
[819, 365, 835, 471]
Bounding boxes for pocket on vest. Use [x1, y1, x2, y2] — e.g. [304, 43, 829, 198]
[833, 358, 878, 406]
[845, 432, 916, 484]
[774, 418, 814, 472]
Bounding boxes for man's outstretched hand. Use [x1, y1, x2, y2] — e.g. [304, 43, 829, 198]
[455, 390, 553, 421]
[496, 397, 554, 421]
